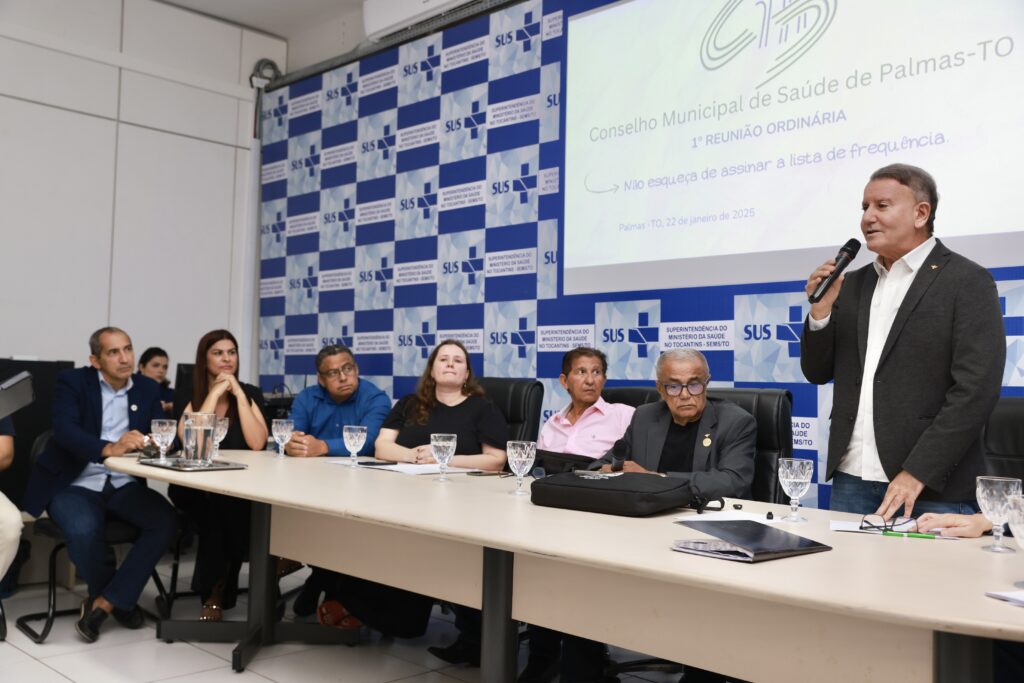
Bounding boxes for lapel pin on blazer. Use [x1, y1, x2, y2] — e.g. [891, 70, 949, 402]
[930, 264, 939, 269]
[130, 404, 138, 412]
[702, 434, 712, 448]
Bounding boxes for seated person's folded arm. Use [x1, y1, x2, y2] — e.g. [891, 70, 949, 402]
[284, 393, 320, 456]
[359, 392, 394, 456]
[286, 432, 329, 457]
[0, 433, 13, 471]
[373, 427, 420, 463]
[450, 443, 506, 472]
[236, 392, 269, 451]
[917, 512, 993, 538]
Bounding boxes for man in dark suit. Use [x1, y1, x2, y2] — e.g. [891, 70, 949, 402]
[597, 348, 757, 501]
[801, 164, 1005, 519]
[24, 327, 177, 643]
[591, 347, 755, 683]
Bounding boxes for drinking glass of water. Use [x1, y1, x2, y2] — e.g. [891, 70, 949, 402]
[977, 476, 1022, 553]
[430, 433, 457, 482]
[182, 415, 194, 461]
[150, 419, 176, 464]
[212, 417, 229, 460]
[778, 458, 814, 522]
[272, 419, 293, 459]
[507, 441, 537, 496]
[343, 425, 367, 468]
[187, 413, 217, 467]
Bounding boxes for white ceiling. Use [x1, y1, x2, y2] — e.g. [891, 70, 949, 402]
[160, 0, 363, 40]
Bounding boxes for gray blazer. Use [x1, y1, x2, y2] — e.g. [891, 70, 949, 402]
[596, 397, 757, 500]
[800, 239, 1005, 502]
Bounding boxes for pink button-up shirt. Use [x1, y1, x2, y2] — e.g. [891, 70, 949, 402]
[536, 397, 635, 459]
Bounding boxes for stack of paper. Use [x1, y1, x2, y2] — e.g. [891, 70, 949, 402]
[986, 590, 1024, 607]
[327, 461, 479, 475]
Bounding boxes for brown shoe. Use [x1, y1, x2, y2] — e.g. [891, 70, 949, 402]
[316, 600, 362, 630]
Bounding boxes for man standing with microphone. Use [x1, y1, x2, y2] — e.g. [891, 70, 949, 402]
[801, 163, 1004, 519]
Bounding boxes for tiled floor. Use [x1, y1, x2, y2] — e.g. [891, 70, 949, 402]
[0, 550, 679, 682]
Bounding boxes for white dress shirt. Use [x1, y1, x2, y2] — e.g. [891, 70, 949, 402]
[809, 236, 936, 482]
[70, 370, 135, 491]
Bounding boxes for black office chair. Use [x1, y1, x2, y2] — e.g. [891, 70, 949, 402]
[477, 377, 544, 442]
[15, 430, 170, 643]
[601, 385, 660, 408]
[706, 387, 792, 504]
[984, 397, 1024, 479]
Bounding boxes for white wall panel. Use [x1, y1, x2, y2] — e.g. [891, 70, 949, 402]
[285, 6, 363, 73]
[122, 0, 241, 84]
[230, 146, 261, 383]
[0, 97, 116, 363]
[235, 97, 254, 148]
[0, 36, 119, 117]
[109, 124, 236, 373]
[0, 0, 122, 52]
[119, 69, 238, 146]
[1, 0, 272, 375]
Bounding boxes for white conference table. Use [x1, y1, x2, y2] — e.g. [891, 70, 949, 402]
[108, 451, 1024, 682]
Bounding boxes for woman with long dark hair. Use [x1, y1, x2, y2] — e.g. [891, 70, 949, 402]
[170, 329, 267, 621]
[374, 339, 508, 470]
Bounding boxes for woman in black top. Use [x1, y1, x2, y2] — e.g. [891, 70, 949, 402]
[375, 339, 508, 470]
[317, 341, 508, 640]
[170, 329, 268, 621]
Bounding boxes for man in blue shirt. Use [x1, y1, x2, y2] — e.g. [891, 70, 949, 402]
[285, 344, 391, 458]
[23, 327, 177, 643]
[285, 344, 391, 616]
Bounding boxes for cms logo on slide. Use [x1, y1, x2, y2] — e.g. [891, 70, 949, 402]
[701, 0, 836, 87]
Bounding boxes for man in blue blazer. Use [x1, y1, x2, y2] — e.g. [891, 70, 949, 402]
[24, 327, 177, 643]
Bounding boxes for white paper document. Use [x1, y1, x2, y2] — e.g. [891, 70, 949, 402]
[327, 461, 479, 475]
[986, 590, 1024, 607]
[829, 519, 958, 539]
[830, 520, 879, 534]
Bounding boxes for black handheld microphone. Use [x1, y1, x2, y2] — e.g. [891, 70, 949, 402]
[808, 238, 861, 304]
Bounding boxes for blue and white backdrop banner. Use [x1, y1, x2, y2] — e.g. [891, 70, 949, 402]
[259, 0, 1024, 509]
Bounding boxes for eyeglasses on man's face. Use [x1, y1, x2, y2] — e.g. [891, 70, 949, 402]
[659, 379, 709, 397]
[319, 364, 357, 380]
